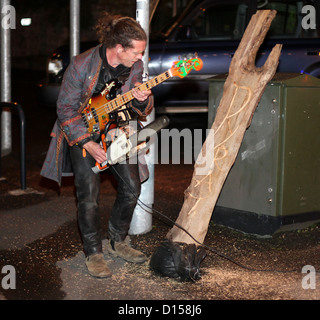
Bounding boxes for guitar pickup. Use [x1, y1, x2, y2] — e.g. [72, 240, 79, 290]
[91, 107, 99, 123]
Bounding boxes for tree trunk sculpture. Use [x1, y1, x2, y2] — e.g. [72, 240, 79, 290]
[150, 10, 282, 281]
[167, 10, 282, 245]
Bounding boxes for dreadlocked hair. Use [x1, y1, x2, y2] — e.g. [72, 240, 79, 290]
[95, 12, 147, 49]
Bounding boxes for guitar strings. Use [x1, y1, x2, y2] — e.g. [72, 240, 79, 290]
[82, 57, 202, 126]
[82, 71, 171, 125]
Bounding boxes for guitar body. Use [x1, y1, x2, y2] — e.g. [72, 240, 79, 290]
[82, 79, 122, 133]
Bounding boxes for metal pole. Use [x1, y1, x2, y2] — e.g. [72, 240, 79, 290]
[129, 0, 155, 235]
[0, 102, 26, 189]
[70, 0, 80, 59]
[1, 0, 12, 156]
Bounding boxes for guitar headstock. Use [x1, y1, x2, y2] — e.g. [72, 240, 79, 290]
[170, 53, 203, 78]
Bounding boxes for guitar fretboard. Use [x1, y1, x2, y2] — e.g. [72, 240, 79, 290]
[96, 69, 172, 117]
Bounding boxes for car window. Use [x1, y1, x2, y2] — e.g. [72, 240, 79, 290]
[173, 2, 249, 41]
[150, 0, 190, 38]
[193, 3, 248, 40]
[258, 0, 318, 39]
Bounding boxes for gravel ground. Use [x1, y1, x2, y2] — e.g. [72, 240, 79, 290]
[1, 158, 320, 301]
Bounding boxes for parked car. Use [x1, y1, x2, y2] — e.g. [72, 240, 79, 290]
[38, 0, 320, 113]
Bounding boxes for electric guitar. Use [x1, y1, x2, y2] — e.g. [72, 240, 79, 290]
[81, 54, 203, 134]
[81, 54, 203, 172]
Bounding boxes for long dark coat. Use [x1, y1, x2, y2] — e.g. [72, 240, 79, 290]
[40, 44, 153, 185]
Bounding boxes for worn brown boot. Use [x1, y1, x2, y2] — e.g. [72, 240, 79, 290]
[107, 239, 147, 263]
[85, 253, 112, 278]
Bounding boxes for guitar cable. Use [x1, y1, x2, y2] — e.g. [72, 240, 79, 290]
[111, 165, 300, 274]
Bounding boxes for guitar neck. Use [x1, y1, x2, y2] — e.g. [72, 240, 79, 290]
[83, 55, 202, 133]
[102, 69, 173, 114]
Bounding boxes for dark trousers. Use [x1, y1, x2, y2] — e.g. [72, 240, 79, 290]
[69, 145, 141, 257]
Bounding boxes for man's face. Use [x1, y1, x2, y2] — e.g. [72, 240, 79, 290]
[117, 40, 146, 67]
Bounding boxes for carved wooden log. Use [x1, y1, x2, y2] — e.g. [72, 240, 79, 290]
[166, 10, 282, 245]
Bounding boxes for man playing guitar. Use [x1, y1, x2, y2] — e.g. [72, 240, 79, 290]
[41, 12, 153, 278]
